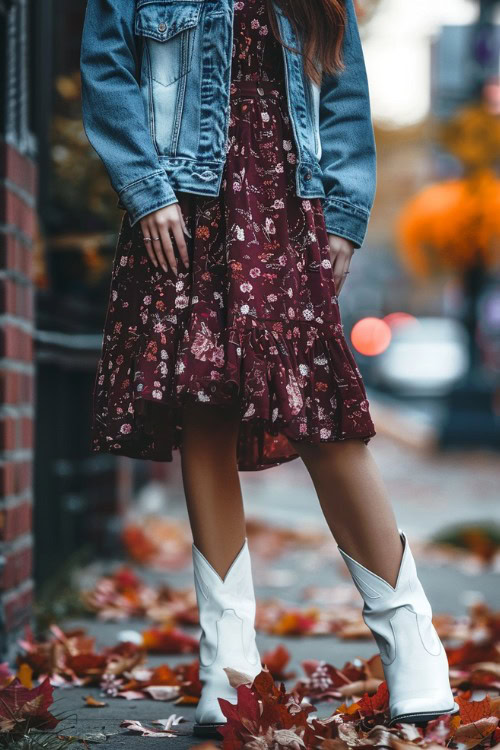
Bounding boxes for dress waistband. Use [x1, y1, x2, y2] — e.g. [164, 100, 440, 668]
[230, 79, 286, 97]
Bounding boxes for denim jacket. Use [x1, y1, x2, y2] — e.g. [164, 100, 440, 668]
[80, 0, 377, 248]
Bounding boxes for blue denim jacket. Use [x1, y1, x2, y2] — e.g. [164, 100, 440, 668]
[80, 0, 377, 248]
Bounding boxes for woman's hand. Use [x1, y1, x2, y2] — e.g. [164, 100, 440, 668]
[327, 234, 355, 295]
[140, 203, 190, 276]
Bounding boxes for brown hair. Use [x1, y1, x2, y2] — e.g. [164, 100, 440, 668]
[266, 0, 347, 86]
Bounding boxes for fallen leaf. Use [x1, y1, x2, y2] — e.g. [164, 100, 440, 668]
[120, 719, 180, 737]
[262, 644, 296, 681]
[456, 694, 493, 722]
[454, 717, 498, 748]
[143, 685, 181, 701]
[224, 667, 254, 689]
[0, 677, 60, 735]
[337, 678, 382, 698]
[152, 715, 186, 729]
[357, 681, 390, 716]
[83, 695, 108, 707]
[16, 663, 33, 689]
[141, 626, 198, 654]
[116, 690, 146, 700]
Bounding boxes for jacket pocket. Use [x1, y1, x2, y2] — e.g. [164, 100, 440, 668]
[135, 1, 203, 86]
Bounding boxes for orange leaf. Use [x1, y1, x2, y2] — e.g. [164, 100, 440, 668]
[16, 663, 33, 689]
[84, 695, 108, 707]
[454, 717, 498, 748]
[456, 694, 492, 723]
[173, 694, 199, 705]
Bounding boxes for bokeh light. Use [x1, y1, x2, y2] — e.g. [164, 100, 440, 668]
[351, 317, 392, 356]
[384, 312, 419, 330]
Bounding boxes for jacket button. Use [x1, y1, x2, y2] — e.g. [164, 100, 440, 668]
[304, 170, 312, 180]
[158, 22, 167, 32]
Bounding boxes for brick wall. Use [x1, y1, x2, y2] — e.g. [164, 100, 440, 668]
[0, 140, 37, 658]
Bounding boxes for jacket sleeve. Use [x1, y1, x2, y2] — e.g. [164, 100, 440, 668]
[80, 0, 178, 226]
[318, 0, 377, 249]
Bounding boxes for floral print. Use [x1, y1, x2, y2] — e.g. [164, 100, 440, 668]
[91, 0, 376, 470]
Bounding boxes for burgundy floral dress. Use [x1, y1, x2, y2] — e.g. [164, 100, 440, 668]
[91, 0, 376, 471]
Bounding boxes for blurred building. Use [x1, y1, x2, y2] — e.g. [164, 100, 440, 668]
[0, 0, 139, 659]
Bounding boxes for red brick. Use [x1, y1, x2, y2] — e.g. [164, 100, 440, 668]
[0, 234, 33, 277]
[0, 464, 15, 496]
[19, 373, 34, 403]
[0, 543, 32, 590]
[0, 189, 37, 241]
[0, 417, 17, 451]
[14, 463, 31, 495]
[0, 370, 21, 404]
[0, 279, 16, 315]
[2, 582, 33, 631]
[0, 501, 32, 541]
[20, 418, 33, 450]
[0, 281, 33, 319]
[0, 325, 33, 362]
[0, 143, 37, 196]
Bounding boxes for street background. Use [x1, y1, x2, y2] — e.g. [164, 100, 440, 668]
[0, 0, 498, 746]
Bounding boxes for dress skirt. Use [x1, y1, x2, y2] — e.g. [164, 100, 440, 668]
[91, 0, 376, 471]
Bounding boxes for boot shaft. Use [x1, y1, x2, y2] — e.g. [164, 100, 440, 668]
[192, 539, 260, 670]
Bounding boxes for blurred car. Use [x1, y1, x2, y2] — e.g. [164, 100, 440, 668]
[371, 316, 470, 397]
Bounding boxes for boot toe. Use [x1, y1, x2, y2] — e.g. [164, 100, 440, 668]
[390, 696, 459, 725]
[195, 696, 229, 726]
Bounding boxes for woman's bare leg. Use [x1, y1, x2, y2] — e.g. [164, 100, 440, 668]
[180, 400, 246, 580]
[288, 437, 403, 586]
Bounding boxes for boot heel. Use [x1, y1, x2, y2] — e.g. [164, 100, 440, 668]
[192, 722, 225, 738]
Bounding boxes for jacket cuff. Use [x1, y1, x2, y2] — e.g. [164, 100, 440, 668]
[321, 198, 371, 249]
[118, 170, 179, 226]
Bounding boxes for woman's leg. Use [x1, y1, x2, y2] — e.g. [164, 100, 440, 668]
[288, 435, 456, 723]
[180, 400, 261, 734]
[287, 437, 403, 585]
[180, 400, 246, 579]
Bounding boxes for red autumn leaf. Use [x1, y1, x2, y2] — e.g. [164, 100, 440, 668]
[252, 668, 279, 701]
[297, 659, 369, 701]
[357, 681, 389, 716]
[261, 644, 295, 681]
[66, 653, 108, 677]
[447, 641, 498, 668]
[141, 626, 198, 654]
[456, 694, 492, 723]
[0, 677, 60, 734]
[145, 664, 179, 686]
[175, 660, 202, 699]
[113, 566, 142, 590]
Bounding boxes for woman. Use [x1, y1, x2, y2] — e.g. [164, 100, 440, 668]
[80, 0, 457, 736]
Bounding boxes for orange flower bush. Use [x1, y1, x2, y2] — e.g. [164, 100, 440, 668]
[396, 169, 500, 277]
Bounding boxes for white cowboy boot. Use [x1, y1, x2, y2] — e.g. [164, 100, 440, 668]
[192, 538, 262, 737]
[338, 530, 458, 725]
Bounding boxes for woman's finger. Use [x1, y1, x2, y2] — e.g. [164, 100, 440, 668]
[179, 206, 192, 238]
[331, 251, 347, 294]
[157, 220, 178, 276]
[150, 226, 168, 273]
[171, 217, 190, 270]
[141, 220, 158, 268]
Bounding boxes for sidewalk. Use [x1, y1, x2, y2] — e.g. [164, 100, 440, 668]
[48, 429, 499, 748]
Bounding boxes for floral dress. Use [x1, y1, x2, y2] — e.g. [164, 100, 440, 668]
[91, 0, 376, 471]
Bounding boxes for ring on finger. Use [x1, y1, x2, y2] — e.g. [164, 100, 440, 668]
[153, 237, 160, 241]
[143, 237, 152, 242]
